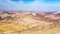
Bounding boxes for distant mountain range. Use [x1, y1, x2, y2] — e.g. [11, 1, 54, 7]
[0, 10, 60, 24]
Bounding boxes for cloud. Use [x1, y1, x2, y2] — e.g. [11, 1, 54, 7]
[0, 0, 60, 11]
[0, 0, 40, 11]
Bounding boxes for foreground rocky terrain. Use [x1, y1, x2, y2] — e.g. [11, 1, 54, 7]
[0, 11, 60, 34]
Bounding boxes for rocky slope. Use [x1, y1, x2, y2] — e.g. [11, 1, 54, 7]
[0, 11, 60, 34]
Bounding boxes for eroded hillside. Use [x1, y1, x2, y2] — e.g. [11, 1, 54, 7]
[0, 11, 60, 34]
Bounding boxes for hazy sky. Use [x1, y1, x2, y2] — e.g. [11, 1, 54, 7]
[0, 0, 60, 12]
